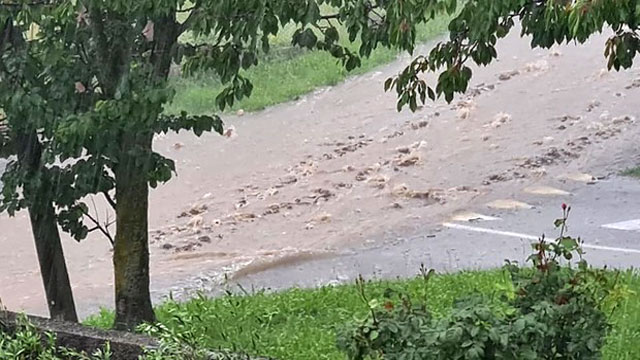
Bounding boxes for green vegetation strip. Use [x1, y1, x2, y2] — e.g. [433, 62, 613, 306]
[166, 16, 452, 115]
[85, 269, 640, 360]
[622, 167, 640, 178]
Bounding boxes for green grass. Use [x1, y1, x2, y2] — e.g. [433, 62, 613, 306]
[84, 269, 640, 360]
[621, 166, 640, 178]
[603, 271, 640, 359]
[166, 15, 452, 115]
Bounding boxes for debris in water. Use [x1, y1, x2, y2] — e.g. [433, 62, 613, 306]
[457, 107, 471, 120]
[531, 167, 548, 178]
[523, 59, 549, 73]
[549, 49, 562, 57]
[450, 211, 500, 222]
[410, 120, 429, 129]
[224, 125, 237, 138]
[625, 78, 640, 89]
[311, 213, 332, 223]
[232, 213, 258, 223]
[586, 121, 605, 131]
[612, 115, 636, 124]
[235, 198, 248, 209]
[279, 175, 298, 186]
[187, 215, 204, 229]
[489, 112, 512, 128]
[367, 174, 389, 189]
[179, 204, 208, 218]
[308, 188, 334, 204]
[394, 152, 421, 167]
[498, 70, 519, 81]
[586, 100, 601, 112]
[391, 184, 443, 203]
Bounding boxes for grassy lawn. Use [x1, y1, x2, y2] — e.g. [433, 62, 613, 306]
[85, 269, 640, 360]
[166, 15, 452, 115]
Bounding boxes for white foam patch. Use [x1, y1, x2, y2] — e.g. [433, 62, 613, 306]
[560, 172, 596, 183]
[602, 219, 640, 231]
[486, 199, 533, 210]
[524, 186, 570, 196]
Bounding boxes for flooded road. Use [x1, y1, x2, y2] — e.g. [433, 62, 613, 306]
[1, 28, 639, 318]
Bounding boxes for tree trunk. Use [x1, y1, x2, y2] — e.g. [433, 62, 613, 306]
[15, 131, 78, 322]
[27, 203, 79, 322]
[110, 14, 178, 331]
[112, 135, 155, 330]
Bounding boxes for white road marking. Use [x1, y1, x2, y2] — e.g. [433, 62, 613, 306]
[443, 222, 640, 254]
[602, 219, 640, 231]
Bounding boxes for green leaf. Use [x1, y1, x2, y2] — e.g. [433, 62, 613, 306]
[295, 28, 318, 49]
[324, 27, 339, 43]
[384, 78, 393, 91]
[559, 236, 578, 250]
[427, 87, 435, 100]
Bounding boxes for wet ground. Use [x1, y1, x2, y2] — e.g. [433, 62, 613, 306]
[1, 27, 639, 318]
[222, 177, 640, 297]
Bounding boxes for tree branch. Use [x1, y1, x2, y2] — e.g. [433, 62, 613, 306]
[82, 197, 115, 246]
[84, 1, 117, 96]
[320, 13, 340, 20]
[102, 191, 116, 210]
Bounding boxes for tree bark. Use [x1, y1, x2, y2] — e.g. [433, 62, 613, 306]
[15, 131, 78, 322]
[112, 134, 155, 331]
[27, 202, 79, 322]
[110, 14, 178, 331]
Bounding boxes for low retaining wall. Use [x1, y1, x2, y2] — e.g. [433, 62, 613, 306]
[1, 310, 155, 359]
[0, 310, 273, 359]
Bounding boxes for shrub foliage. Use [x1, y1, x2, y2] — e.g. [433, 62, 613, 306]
[338, 206, 626, 360]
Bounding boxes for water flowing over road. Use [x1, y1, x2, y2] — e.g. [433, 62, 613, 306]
[1, 28, 639, 318]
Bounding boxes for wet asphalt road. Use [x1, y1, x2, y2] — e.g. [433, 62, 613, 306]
[223, 176, 640, 294]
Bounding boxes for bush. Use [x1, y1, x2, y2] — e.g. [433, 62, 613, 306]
[338, 205, 627, 360]
[137, 322, 257, 359]
[0, 314, 111, 360]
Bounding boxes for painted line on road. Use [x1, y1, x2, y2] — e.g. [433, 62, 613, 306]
[602, 219, 640, 231]
[443, 222, 640, 255]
